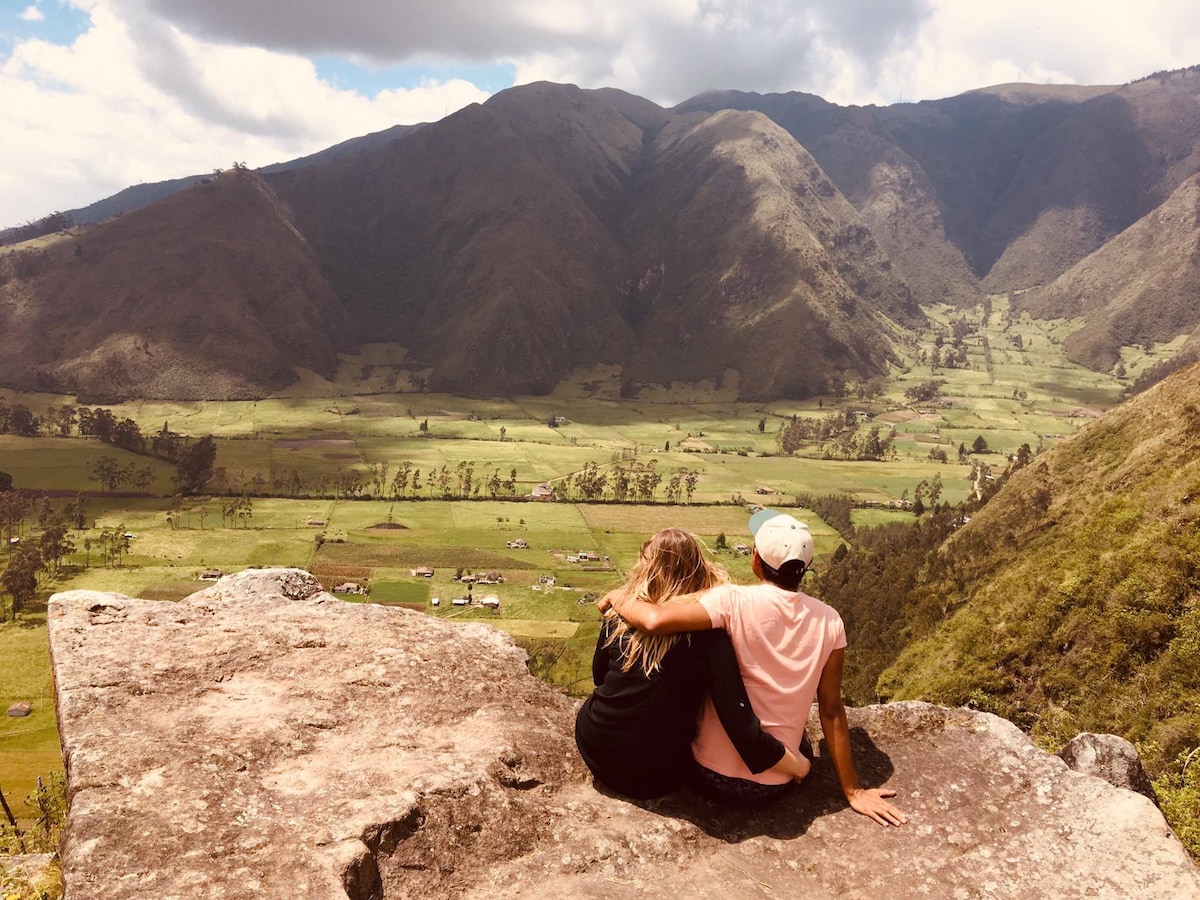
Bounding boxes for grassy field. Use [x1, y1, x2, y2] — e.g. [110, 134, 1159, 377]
[0, 292, 1147, 807]
[0, 611, 58, 828]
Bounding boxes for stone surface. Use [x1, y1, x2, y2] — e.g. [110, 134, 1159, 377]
[1058, 732, 1158, 802]
[49, 569, 1200, 899]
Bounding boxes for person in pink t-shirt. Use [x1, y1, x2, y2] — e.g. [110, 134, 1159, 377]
[605, 509, 907, 826]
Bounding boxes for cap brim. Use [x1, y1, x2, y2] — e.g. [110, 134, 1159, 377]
[748, 508, 781, 536]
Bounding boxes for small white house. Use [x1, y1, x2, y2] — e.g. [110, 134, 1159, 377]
[431, 597, 440, 607]
[506, 539, 528, 549]
[479, 595, 500, 609]
[451, 597, 470, 607]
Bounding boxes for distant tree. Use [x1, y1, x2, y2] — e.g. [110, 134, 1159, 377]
[972, 435, 989, 454]
[88, 456, 122, 493]
[175, 435, 216, 492]
[904, 380, 945, 404]
[683, 470, 699, 503]
[0, 471, 11, 493]
[715, 532, 727, 550]
[419, 419, 428, 433]
[929, 447, 948, 463]
[2, 543, 42, 617]
[39, 523, 73, 574]
[90, 407, 116, 442]
[1014, 443, 1033, 469]
[758, 418, 766, 433]
[498, 426, 507, 441]
[8, 404, 38, 436]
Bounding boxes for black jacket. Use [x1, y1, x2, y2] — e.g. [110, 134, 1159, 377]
[574, 620, 784, 798]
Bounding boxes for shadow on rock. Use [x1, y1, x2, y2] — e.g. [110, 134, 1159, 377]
[597, 727, 896, 843]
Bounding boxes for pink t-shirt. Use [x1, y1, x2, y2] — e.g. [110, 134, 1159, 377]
[694, 582, 847, 783]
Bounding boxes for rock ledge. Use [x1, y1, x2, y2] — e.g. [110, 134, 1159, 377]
[48, 569, 1200, 899]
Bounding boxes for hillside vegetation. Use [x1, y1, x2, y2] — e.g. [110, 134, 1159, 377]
[819, 362, 1200, 843]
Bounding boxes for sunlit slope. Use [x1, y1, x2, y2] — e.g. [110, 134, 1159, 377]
[830, 362, 1200, 768]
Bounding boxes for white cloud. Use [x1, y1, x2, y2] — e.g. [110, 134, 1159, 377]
[0, 1, 489, 225]
[17, 5, 44, 23]
[3, 0, 1200, 225]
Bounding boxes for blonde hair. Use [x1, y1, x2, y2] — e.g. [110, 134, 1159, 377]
[603, 528, 728, 677]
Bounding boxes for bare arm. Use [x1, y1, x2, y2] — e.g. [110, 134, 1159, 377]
[816, 648, 908, 826]
[770, 746, 811, 782]
[601, 587, 713, 635]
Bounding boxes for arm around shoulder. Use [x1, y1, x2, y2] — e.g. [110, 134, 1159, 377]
[612, 591, 713, 635]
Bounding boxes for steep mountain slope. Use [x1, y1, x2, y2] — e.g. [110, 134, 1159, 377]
[1020, 173, 1200, 371]
[0, 170, 351, 399]
[678, 69, 1200, 300]
[620, 109, 920, 397]
[819, 362, 1200, 773]
[268, 84, 644, 395]
[267, 82, 917, 397]
[677, 90, 990, 307]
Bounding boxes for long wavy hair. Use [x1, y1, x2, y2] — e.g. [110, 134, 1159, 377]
[603, 528, 728, 677]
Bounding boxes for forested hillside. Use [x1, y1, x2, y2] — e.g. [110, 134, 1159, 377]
[818, 362, 1200, 848]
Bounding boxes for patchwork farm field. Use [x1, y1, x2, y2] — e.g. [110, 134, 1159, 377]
[0, 293, 1147, 811]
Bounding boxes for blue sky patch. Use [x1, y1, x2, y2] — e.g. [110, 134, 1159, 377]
[0, 0, 90, 59]
[313, 57, 516, 97]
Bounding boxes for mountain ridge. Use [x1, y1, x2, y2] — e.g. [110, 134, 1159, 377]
[6, 72, 1200, 397]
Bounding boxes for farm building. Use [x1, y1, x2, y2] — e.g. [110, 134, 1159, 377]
[451, 597, 470, 607]
[530, 483, 557, 501]
[334, 582, 367, 595]
[412, 567, 435, 578]
[199, 569, 224, 581]
[7, 702, 31, 717]
[305, 518, 326, 526]
[733, 543, 752, 555]
[476, 571, 505, 585]
[505, 539, 528, 549]
[479, 596, 500, 609]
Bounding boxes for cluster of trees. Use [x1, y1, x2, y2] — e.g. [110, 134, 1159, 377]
[777, 412, 895, 461]
[1, 404, 217, 493]
[0, 490, 85, 618]
[556, 460, 699, 503]
[794, 492, 855, 540]
[88, 456, 155, 493]
[916, 318, 980, 371]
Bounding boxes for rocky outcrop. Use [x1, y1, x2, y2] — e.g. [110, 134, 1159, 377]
[48, 569, 1200, 899]
[1059, 732, 1158, 803]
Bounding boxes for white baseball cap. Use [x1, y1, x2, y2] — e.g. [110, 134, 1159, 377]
[749, 509, 814, 570]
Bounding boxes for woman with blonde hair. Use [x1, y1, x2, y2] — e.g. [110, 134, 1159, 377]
[574, 528, 810, 799]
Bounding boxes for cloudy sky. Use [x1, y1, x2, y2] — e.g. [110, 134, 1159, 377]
[3, 0, 1200, 227]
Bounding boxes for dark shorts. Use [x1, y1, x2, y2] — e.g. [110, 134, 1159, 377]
[692, 733, 814, 807]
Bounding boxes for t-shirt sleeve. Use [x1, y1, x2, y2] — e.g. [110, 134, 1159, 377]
[695, 630, 785, 774]
[831, 610, 848, 651]
[698, 584, 734, 630]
